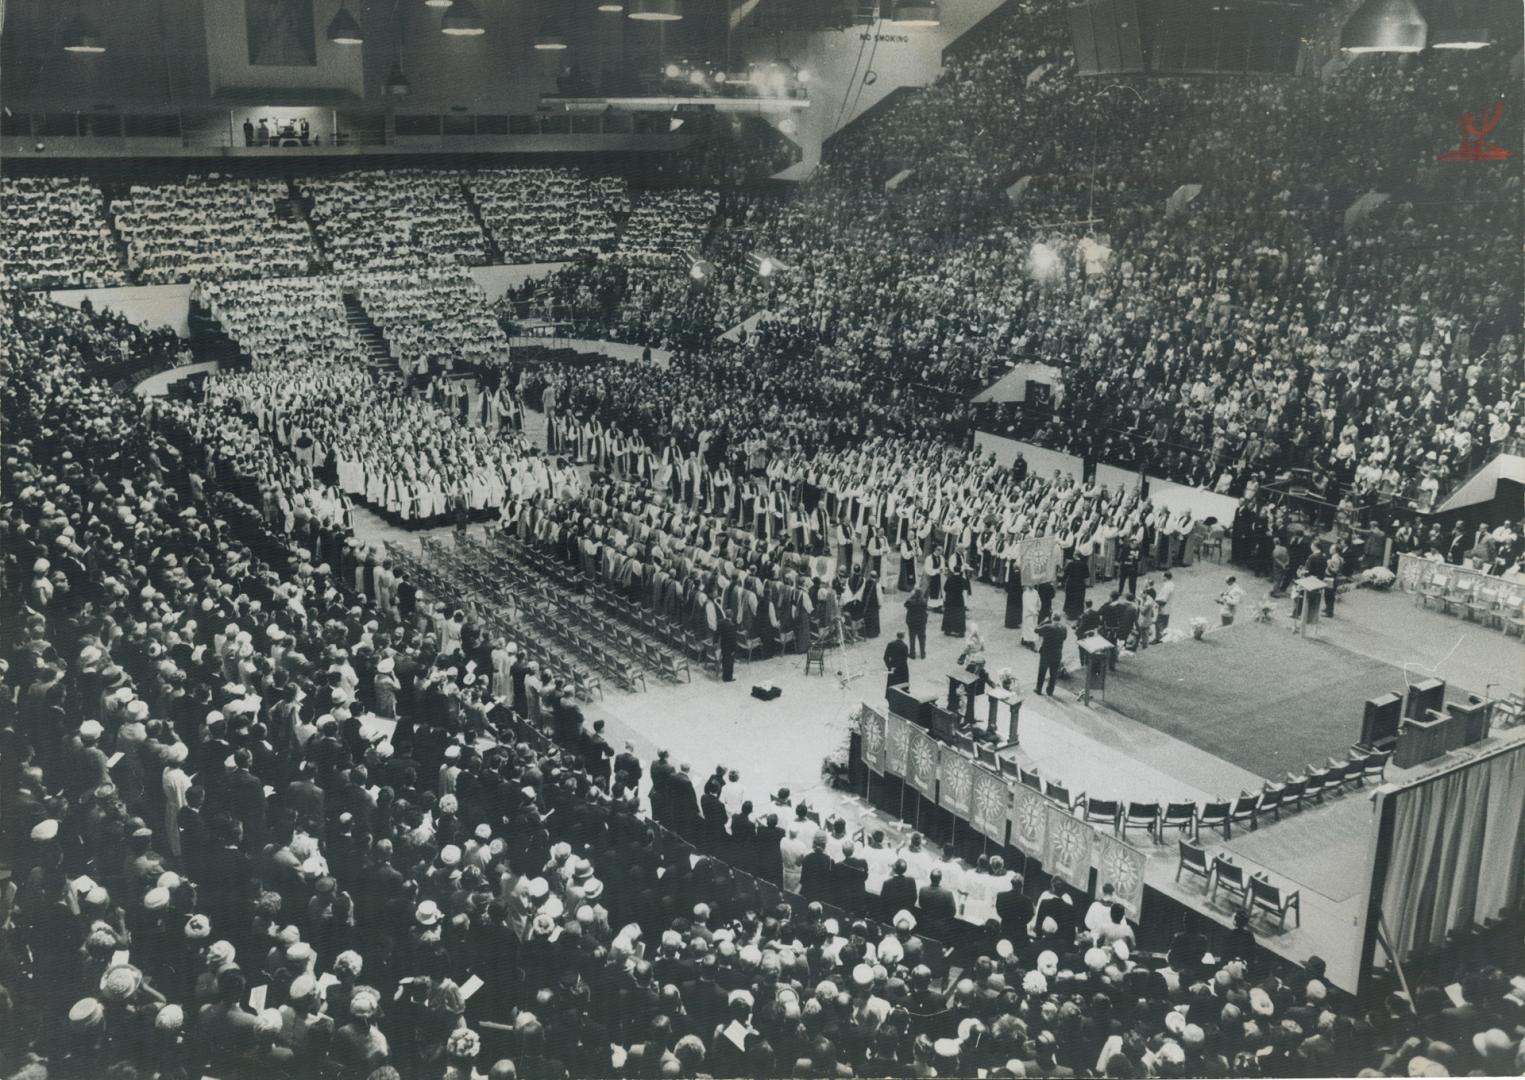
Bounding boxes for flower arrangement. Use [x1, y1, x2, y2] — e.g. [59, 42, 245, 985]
[1359, 566, 1396, 590]
[1189, 616, 1208, 640]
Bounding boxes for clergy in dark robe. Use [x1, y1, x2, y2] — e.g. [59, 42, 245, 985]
[1061, 555, 1089, 621]
[862, 573, 881, 638]
[1004, 564, 1024, 629]
[941, 570, 969, 636]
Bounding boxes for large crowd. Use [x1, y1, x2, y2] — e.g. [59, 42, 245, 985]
[0, 178, 127, 290]
[6, 284, 1525, 1079]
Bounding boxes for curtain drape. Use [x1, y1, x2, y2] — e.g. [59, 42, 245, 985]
[1381, 743, 1525, 959]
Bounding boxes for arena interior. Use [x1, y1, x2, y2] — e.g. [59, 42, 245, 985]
[2, 0, 1524, 1076]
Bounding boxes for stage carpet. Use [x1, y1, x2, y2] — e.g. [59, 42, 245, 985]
[1101, 620, 1469, 781]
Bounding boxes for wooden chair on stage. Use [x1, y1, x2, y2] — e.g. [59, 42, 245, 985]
[1175, 839, 1211, 890]
[1352, 747, 1392, 783]
[1468, 586, 1500, 626]
[1121, 801, 1161, 842]
[1503, 597, 1525, 638]
[1160, 800, 1198, 840]
[1198, 800, 1233, 840]
[1229, 793, 1261, 832]
[1209, 855, 1250, 908]
[1248, 873, 1301, 928]
[1256, 782, 1288, 822]
[1044, 779, 1074, 809]
[1442, 579, 1473, 617]
[1077, 795, 1120, 831]
[1019, 767, 1043, 791]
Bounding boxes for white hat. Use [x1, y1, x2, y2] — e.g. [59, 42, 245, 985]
[79, 720, 104, 741]
[440, 845, 462, 867]
[892, 909, 916, 931]
[415, 900, 443, 926]
[31, 819, 59, 841]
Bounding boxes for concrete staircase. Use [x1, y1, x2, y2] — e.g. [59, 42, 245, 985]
[459, 180, 503, 264]
[343, 293, 396, 374]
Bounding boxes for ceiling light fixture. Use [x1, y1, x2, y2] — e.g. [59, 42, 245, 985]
[1428, 25, 1491, 48]
[61, 12, 106, 52]
[441, 0, 487, 35]
[534, 19, 568, 48]
[1339, 0, 1426, 52]
[326, 2, 364, 45]
[628, 0, 682, 21]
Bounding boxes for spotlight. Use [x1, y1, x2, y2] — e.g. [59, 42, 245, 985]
[326, 3, 364, 45]
[441, 0, 486, 35]
[664, 62, 683, 78]
[777, 117, 797, 136]
[890, 0, 940, 27]
[597, 0, 625, 9]
[629, 0, 682, 19]
[688, 257, 715, 282]
[688, 68, 707, 85]
[1340, 0, 1426, 52]
[796, 68, 811, 84]
[424, 0, 452, 7]
[61, 13, 106, 53]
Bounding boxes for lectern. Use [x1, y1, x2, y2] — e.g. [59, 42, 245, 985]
[1294, 576, 1327, 636]
[1076, 635, 1114, 705]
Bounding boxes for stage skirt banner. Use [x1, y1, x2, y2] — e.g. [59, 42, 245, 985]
[1043, 806, 1096, 890]
[885, 711, 911, 778]
[939, 750, 975, 818]
[1092, 832, 1146, 916]
[1016, 537, 1062, 586]
[970, 766, 1011, 842]
[860, 705, 887, 775]
[906, 726, 940, 799]
[1010, 785, 1049, 857]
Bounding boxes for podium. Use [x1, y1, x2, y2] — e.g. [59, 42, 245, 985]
[1394, 712, 1449, 768]
[945, 668, 984, 729]
[1294, 576, 1327, 636]
[1076, 635, 1114, 705]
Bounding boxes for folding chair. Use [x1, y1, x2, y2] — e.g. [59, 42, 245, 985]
[1121, 801, 1162, 843]
[1248, 873, 1301, 928]
[1078, 795, 1120, 831]
[1160, 800, 1198, 839]
[1044, 780, 1073, 809]
[1175, 839, 1210, 889]
[1198, 799, 1232, 840]
[1229, 793, 1260, 833]
[1019, 767, 1043, 791]
[1209, 855, 1250, 908]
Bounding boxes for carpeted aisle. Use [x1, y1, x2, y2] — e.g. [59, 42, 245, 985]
[1100, 620, 1471, 780]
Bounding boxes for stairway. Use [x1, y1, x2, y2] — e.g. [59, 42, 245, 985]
[459, 180, 503, 264]
[287, 179, 331, 272]
[343, 294, 396, 374]
[98, 188, 137, 284]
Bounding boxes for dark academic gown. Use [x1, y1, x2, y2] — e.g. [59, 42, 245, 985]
[941, 573, 968, 636]
[1004, 567, 1024, 629]
[862, 581, 881, 639]
[1061, 558, 1089, 620]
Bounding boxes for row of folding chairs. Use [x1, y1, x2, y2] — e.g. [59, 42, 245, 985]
[398, 539, 603, 702]
[1418, 573, 1525, 636]
[476, 536, 683, 687]
[1005, 744, 1394, 843]
[1176, 842, 1302, 927]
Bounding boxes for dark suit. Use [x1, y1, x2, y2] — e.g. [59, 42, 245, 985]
[882, 636, 910, 689]
[917, 882, 958, 938]
[835, 855, 869, 912]
[800, 850, 836, 903]
[880, 872, 917, 920]
[996, 885, 1034, 944]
